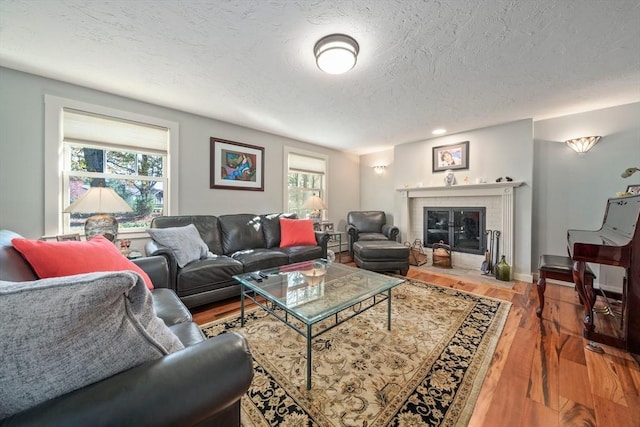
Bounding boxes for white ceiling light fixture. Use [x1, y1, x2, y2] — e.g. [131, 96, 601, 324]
[314, 34, 359, 75]
[432, 128, 447, 135]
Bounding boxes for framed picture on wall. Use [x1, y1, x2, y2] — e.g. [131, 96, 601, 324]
[210, 137, 265, 191]
[432, 141, 469, 172]
[626, 184, 640, 195]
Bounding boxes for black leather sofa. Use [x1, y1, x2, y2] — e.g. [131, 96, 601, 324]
[145, 213, 330, 308]
[346, 210, 400, 255]
[0, 229, 254, 427]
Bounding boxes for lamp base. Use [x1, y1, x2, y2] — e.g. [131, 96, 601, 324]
[85, 214, 118, 242]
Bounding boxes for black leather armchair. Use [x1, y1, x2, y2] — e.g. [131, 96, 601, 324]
[346, 211, 400, 255]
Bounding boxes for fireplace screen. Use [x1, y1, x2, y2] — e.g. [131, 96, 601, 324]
[424, 207, 486, 255]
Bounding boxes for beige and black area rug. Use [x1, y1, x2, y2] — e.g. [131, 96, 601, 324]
[201, 278, 511, 426]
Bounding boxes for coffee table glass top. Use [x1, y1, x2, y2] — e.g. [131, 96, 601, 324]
[234, 259, 404, 323]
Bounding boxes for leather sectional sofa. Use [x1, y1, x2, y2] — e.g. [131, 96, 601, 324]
[145, 213, 330, 308]
[0, 229, 253, 426]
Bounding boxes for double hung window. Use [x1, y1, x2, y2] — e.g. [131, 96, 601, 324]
[286, 150, 328, 219]
[44, 96, 179, 237]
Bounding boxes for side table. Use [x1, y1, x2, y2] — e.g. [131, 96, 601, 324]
[326, 231, 345, 262]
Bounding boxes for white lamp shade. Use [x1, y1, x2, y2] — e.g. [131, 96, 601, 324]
[64, 187, 133, 214]
[314, 34, 359, 75]
[302, 195, 327, 210]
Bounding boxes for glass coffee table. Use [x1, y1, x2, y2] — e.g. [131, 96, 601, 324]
[233, 259, 405, 389]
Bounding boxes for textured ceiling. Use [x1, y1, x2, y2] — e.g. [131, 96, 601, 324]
[1, 0, 639, 154]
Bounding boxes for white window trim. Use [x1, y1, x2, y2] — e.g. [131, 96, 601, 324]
[44, 95, 179, 237]
[283, 146, 329, 214]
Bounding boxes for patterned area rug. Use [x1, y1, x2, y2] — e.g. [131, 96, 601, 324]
[201, 277, 511, 426]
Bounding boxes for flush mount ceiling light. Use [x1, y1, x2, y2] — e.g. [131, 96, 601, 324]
[314, 34, 359, 75]
[565, 136, 601, 154]
[432, 128, 447, 135]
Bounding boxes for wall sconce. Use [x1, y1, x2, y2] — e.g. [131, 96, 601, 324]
[621, 167, 640, 178]
[314, 34, 359, 75]
[373, 165, 387, 175]
[565, 136, 601, 154]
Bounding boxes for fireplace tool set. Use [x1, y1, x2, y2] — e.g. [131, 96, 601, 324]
[481, 229, 501, 275]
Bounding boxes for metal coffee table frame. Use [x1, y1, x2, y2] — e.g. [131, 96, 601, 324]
[234, 259, 404, 389]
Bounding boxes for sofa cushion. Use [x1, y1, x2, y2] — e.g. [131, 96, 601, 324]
[11, 235, 154, 289]
[261, 213, 296, 248]
[167, 322, 206, 347]
[230, 248, 288, 272]
[147, 224, 209, 268]
[219, 214, 266, 255]
[177, 256, 244, 295]
[277, 245, 324, 264]
[151, 288, 193, 326]
[0, 271, 184, 418]
[279, 218, 317, 247]
[356, 232, 390, 242]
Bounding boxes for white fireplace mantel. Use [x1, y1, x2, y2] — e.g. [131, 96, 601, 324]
[396, 181, 523, 199]
[397, 181, 524, 279]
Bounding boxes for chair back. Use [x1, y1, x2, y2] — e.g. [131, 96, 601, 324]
[347, 211, 386, 233]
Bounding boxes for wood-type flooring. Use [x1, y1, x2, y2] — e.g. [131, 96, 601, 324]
[191, 258, 640, 427]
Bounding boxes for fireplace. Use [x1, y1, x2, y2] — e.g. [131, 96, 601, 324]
[423, 207, 486, 255]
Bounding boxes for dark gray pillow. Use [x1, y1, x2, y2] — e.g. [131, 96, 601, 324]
[147, 223, 209, 268]
[0, 271, 184, 418]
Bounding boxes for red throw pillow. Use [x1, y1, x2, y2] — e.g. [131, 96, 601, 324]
[11, 235, 154, 290]
[279, 218, 317, 248]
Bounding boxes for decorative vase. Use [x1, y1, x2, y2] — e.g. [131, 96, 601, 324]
[495, 255, 511, 281]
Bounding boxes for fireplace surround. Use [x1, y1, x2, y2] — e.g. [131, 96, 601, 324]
[398, 181, 523, 275]
[424, 207, 486, 255]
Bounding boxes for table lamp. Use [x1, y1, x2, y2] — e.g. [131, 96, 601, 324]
[63, 185, 133, 242]
[302, 194, 327, 223]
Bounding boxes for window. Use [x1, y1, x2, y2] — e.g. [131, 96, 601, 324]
[285, 150, 328, 219]
[44, 96, 179, 238]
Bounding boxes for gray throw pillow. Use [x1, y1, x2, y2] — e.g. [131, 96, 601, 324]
[0, 271, 184, 418]
[147, 223, 209, 268]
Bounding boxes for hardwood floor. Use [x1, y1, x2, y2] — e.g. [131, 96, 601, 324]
[190, 262, 640, 427]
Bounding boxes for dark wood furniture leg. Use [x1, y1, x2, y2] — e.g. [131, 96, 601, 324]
[536, 274, 546, 318]
[537, 255, 595, 319]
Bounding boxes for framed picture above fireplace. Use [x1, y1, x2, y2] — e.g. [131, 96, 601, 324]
[432, 141, 469, 172]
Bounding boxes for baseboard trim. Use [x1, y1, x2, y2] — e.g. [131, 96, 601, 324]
[514, 272, 533, 283]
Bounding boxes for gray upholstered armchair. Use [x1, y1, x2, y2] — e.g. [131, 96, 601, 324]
[346, 211, 400, 255]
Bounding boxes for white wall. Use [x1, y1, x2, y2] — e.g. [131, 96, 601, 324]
[386, 120, 535, 278]
[359, 104, 640, 281]
[359, 149, 395, 222]
[533, 102, 640, 283]
[0, 67, 360, 239]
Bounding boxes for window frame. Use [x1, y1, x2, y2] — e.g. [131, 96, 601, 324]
[44, 95, 179, 238]
[283, 147, 328, 219]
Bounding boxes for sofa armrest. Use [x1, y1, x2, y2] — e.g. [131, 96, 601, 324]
[132, 255, 170, 288]
[145, 241, 180, 293]
[314, 231, 330, 258]
[0, 333, 253, 427]
[346, 225, 359, 254]
[381, 224, 400, 242]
